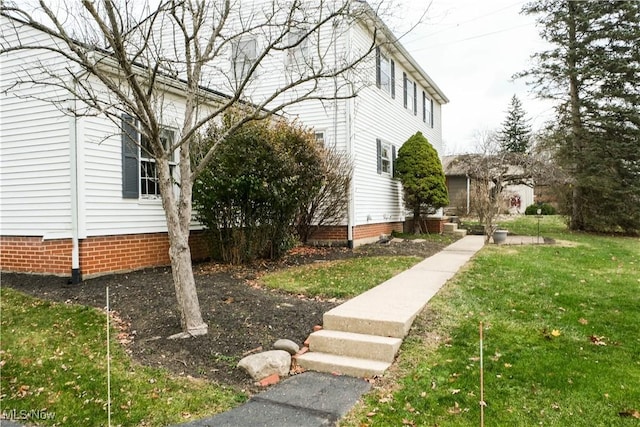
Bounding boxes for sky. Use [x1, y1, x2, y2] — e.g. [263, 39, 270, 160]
[392, 0, 556, 154]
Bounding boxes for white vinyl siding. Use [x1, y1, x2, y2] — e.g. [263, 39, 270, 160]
[0, 18, 73, 239]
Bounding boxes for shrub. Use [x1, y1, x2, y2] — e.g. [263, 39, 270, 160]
[394, 132, 449, 233]
[525, 203, 557, 215]
[193, 115, 324, 263]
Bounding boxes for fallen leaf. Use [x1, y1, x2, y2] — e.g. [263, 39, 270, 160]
[578, 318, 588, 325]
[590, 335, 607, 346]
[551, 329, 561, 337]
[619, 409, 640, 419]
[448, 402, 461, 414]
[402, 419, 416, 426]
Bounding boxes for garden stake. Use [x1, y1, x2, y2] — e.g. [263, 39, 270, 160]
[480, 321, 485, 427]
[107, 286, 112, 427]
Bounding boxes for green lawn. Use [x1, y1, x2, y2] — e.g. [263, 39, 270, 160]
[261, 256, 422, 299]
[341, 216, 640, 426]
[0, 289, 245, 426]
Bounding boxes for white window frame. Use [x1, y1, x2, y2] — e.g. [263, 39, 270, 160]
[379, 52, 392, 95]
[140, 128, 177, 198]
[380, 141, 392, 175]
[314, 130, 326, 146]
[287, 26, 310, 66]
[231, 36, 258, 81]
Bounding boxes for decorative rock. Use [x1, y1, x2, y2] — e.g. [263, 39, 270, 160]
[237, 350, 291, 381]
[273, 339, 300, 355]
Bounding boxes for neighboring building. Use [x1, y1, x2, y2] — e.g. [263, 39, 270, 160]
[442, 155, 534, 216]
[0, 3, 448, 279]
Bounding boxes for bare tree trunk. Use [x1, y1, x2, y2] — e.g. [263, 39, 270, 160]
[157, 156, 208, 338]
[168, 233, 207, 337]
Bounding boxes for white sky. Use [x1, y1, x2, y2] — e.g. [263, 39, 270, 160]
[393, 0, 556, 154]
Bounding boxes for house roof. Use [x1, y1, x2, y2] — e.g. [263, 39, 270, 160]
[441, 155, 468, 176]
[359, 2, 449, 105]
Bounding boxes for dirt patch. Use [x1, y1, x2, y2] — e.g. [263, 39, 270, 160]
[2, 238, 452, 393]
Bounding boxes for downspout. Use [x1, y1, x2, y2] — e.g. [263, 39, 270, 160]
[69, 97, 82, 284]
[345, 21, 355, 248]
[466, 174, 470, 215]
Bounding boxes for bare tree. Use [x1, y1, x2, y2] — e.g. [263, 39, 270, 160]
[454, 129, 546, 243]
[0, 0, 401, 338]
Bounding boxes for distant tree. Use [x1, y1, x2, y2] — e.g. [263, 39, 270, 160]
[394, 132, 449, 234]
[455, 129, 554, 242]
[519, 0, 640, 234]
[498, 95, 531, 153]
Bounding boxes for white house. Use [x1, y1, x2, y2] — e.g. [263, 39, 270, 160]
[213, 1, 449, 246]
[0, 3, 448, 280]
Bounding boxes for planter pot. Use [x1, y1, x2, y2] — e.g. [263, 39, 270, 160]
[493, 229, 508, 244]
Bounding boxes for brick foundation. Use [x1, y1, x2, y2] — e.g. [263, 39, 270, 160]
[403, 217, 449, 234]
[308, 222, 404, 246]
[0, 231, 210, 277]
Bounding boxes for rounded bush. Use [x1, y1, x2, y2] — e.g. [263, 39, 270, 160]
[525, 203, 556, 215]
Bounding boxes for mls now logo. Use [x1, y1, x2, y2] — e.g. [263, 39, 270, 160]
[1, 409, 56, 421]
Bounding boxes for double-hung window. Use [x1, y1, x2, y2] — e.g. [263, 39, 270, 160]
[423, 91, 434, 127]
[231, 36, 257, 81]
[121, 114, 177, 199]
[403, 73, 417, 115]
[287, 26, 310, 67]
[376, 47, 395, 98]
[140, 128, 176, 198]
[376, 139, 396, 175]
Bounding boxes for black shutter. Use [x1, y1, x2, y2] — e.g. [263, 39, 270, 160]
[376, 138, 382, 174]
[121, 114, 139, 199]
[375, 46, 381, 88]
[392, 145, 397, 177]
[413, 83, 417, 115]
[430, 99, 434, 127]
[391, 60, 395, 99]
[422, 91, 426, 122]
[403, 72, 407, 108]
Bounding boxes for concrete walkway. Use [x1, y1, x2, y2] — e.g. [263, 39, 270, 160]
[175, 235, 486, 427]
[296, 235, 485, 377]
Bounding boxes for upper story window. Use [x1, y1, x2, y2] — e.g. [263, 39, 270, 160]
[376, 47, 395, 98]
[403, 73, 417, 115]
[423, 91, 434, 127]
[287, 26, 310, 66]
[231, 36, 257, 81]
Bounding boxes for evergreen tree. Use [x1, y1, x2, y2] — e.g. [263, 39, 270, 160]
[394, 132, 449, 234]
[520, 0, 640, 234]
[498, 95, 531, 153]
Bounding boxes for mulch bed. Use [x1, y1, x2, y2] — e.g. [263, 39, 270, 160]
[2, 239, 450, 393]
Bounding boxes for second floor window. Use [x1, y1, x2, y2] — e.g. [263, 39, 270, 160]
[231, 37, 257, 81]
[404, 73, 417, 115]
[376, 47, 395, 97]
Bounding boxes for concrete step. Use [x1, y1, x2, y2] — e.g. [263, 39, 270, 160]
[295, 352, 391, 378]
[453, 228, 468, 237]
[443, 222, 458, 234]
[308, 329, 402, 363]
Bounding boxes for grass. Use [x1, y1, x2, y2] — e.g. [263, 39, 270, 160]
[261, 256, 422, 299]
[342, 216, 640, 426]
[0, 288, 246, 426]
